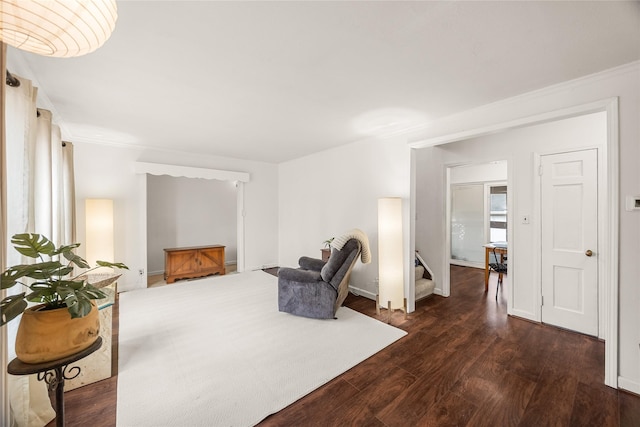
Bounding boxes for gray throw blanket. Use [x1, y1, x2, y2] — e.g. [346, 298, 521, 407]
[330, 229, 371, 264]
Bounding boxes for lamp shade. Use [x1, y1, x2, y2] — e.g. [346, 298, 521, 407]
[85, 198, 113, 268]
[378, 197, 404, 309]
[0, 0, 117, 57]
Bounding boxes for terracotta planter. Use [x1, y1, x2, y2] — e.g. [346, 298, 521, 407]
[15, 302, 100, 364]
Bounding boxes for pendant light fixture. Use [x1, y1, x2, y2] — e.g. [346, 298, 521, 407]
[0, 0, 117, 57]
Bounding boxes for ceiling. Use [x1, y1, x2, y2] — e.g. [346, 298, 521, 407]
[7, 1, 640, 163]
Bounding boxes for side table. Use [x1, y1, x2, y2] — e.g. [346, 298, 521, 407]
[7, 337, 103, 427]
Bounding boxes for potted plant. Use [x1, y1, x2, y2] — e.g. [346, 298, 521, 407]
[323, 237, 334, 249]
[0, 233, 128, 363]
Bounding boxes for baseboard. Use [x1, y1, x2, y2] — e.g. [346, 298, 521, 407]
[348, 286, 376, 300]
[449, 260, 484, 269]
[618, 376, 640, 394]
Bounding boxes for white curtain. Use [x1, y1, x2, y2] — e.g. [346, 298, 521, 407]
[4, 74, 76, 426]
[1, 41, 10, 427]
[33, 109, 76, 244]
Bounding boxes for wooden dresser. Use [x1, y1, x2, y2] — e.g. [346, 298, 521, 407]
[164, 245, 226, 284]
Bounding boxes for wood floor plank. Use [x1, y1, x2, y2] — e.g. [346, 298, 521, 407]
[259, 377, 360, 426]
[416, 390, 478, 427]
[444, 323, 498, 356]
[46, 376, 117, 427]
[463, 369, 537, 427]
[578, 334, 607, 387]
[326, 368, 417, 426]
[398, 343, 457, 379]
[375, 349, 476, 426]
[450, 346, 512, 407]
[518, 363, 579, 427]
[569, 381, 619, 427]
[340, 351, 398, 391]
[620, 390, 640, 427]
[400, 310, 440, 332]
[505, 325, 556, 383]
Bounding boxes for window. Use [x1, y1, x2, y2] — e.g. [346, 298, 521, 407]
[489, 185, 507, 243]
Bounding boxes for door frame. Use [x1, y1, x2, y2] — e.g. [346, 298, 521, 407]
[410, 97, 619, 388]
[443, 164, 514, 308]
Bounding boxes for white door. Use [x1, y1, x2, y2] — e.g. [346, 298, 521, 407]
[540, 149, 598, 336]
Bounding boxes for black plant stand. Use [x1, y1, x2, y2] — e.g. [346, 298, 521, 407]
[7, 337, 103, 427]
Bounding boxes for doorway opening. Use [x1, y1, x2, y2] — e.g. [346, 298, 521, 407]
[447, 161, 509, 302]
[146, 174, 238, 287]
[134, 161, 250, 288]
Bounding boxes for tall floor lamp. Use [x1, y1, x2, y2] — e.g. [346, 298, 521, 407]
[0, 2, 117, 424]
[85, 198, 114, 269]
[376, 197, 406, 323]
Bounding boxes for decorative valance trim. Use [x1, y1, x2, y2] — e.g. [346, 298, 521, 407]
[133, 162, 250, 183]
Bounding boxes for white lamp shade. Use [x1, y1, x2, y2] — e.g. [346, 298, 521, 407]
[85, 198, 113, 267]
[0, 0, 117, 57]
[378, 197, 404, 309]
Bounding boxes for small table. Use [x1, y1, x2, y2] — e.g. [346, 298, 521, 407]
[483, 243, 507, 292]
[7, 337, 103, 427]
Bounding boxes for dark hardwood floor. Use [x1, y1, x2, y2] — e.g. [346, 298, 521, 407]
[48, 266, 640, 426]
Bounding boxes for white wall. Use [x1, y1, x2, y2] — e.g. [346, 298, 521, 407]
[411, 61, 640, 393]
[278, 135, 412, 300]
[146, 175, 237, 275]
[74, 143, 279, 291]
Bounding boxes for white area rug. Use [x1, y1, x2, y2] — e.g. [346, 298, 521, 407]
[116, 270, 406, 426]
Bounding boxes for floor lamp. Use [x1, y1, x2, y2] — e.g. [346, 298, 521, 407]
[0, 2, 117, 424]
[85, 198, 114, 270]
[376, 197, 407, 323]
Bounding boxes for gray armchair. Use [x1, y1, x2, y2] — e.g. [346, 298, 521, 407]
[278, 239, 361, 319]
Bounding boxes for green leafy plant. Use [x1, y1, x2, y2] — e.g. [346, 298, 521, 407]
[323, 237, 334, 249]
[0, 233, 128, 326]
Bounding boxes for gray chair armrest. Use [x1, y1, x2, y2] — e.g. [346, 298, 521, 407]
[298, 256, 326, 272]
[278, 267, 322, 283]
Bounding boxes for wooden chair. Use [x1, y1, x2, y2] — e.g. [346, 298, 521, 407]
[489, 247, 508, 300]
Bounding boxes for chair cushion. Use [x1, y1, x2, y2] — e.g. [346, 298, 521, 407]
[298, 256, 326, 272]
[278, 267, 322, 283]
[489, 263, 508, 273]
[320, 239, 359, 283]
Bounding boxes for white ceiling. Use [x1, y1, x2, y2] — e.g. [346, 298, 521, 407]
[8, 1, 640, 163]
